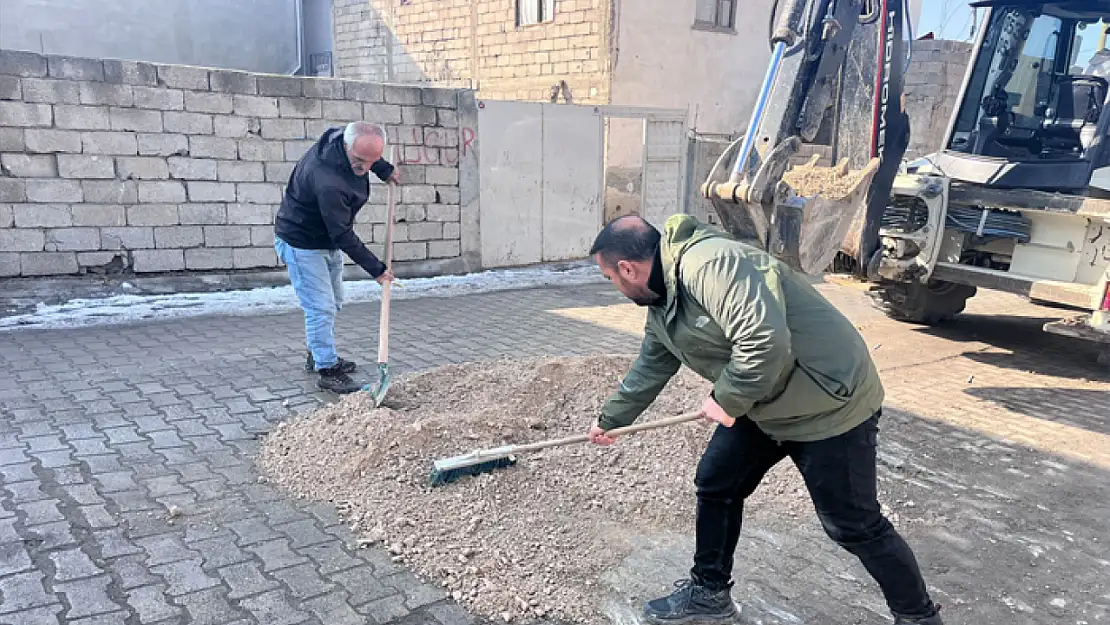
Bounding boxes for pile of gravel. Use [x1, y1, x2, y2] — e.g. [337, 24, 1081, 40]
[257, 356, 810, 624]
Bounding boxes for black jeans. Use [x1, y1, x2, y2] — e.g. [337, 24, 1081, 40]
[691, 412, 936, 619]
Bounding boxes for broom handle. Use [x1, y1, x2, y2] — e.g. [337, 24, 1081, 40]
[500, 411, 725, 456]
[377, 165, 396, 365]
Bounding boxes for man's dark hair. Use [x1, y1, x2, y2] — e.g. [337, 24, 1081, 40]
[589, 215, 661, 267]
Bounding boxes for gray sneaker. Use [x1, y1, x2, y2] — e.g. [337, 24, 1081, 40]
[643, 579, 737, 624]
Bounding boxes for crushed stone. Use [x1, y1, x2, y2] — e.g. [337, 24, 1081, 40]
[258, 355, 811, 625]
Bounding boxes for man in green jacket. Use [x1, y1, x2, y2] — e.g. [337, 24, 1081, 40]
[587, 214, 941, 625]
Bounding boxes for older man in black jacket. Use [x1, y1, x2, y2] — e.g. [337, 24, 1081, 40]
[274, 121, 399, 393]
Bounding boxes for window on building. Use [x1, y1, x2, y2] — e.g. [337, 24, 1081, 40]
[694, 0, 735, 31]
[517, 0, 554, 26]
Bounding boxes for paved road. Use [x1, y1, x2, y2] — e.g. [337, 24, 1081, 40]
[1, 280, 1107, 625]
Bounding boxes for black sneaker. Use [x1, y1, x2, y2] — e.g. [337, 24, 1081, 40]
[305, 352, 357, 374]
[895, 608, 943, 625]
[643, 579, 737, 624]
[317, 366, 361, 394]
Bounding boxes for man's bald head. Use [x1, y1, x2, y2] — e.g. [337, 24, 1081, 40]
[589, 215, 661, 269]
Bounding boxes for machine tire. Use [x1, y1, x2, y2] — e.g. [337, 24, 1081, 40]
[870, 280, 977, 325]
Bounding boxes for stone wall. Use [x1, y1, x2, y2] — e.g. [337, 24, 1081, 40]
[0, 49, 475, 278]
[332, 0, 609, 104]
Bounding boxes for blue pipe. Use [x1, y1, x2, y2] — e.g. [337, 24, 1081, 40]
[732, 41, 787, 181]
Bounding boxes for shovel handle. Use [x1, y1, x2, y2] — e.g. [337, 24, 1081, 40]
[378, 165, 396, 364]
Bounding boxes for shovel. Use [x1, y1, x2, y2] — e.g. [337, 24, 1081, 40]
[363, 176, 397, 407]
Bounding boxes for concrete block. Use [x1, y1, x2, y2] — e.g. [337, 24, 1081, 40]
[402, 106, 437, 127]
[232, 246, 278, 268]
[344, 81, 383, 102]
[0, 253, 18, 277]
[187, 181, 237, 202]
[437, 109, 458, 128]
[303, 79, 344, 100]
[133, 86, 184, 111]
[126, 203, 179, 226]
[214, 115, 260, 138]
[185, 248, 233, 270]
[239, 139, 285, 161]
[82, 131, 138, 155]
[283, 140, 315, 162]
[304, 119, 344, 137]
[233, 95, 279, 118]
[408, 221, 443, 241]
[164, 112, 214, 135]
[0, 227, 46, 251]
[0, 128, 25, 152]
[424, 127, 458, 147]
[154, 226, 204, 248]
[384, 86, 421, 105]
[82, 180, 137, 203]
[203, 225, 251, 247]
[186, 92, 234, 114]
[71, 204, 126, 227]
[189, 136, 238, 159]
[402, 185, 436, 204]
[278, 97, 323, 119]
[57, 154, 115, 179]
[132, 249, 185, 273]
[363, 103, 402, 125]
[26, 179, 83, 203]
[443, 222, 460, 239]
[14, 202, 72, 227]
[261, 118, 307, 140]
[424, 166, 458, 186]
[47, 55, 104, 81]
[209, 70, 258, 95]
[265, 162, 295, 182]
[426, 203, 460, 222]
[428, 239, 460, 259]
[249, 225, 274, 246]
[0, 50, 48, 77]
[227, 202, 275, 225]
[25, 129, 82, 153]
[393, 241, 427, 261]
[178, 203, 227, 225]
[117, 157, 170, 180]
[168, 157, 218, 181]
[257, 76, 303, 97]
[236, 183, 282, 204]
[20, 78, 80, 103]
[21, 252, 79, 275]
[217, 161, 264, 182]
[0, 75, 19, 100]
[77, 251, 126, 269]
[103, 60, 158, 86]
[101, 226, 155, 249]
[401, 204, 425, 222]
[110, 107, 163, 132]
[157, 65, 209, 90]
[322, 100, 362, 121]
[137, 181, 186, 203]
[45, 227, 100, 251]
[0, 102, 53, 127]
[421, 88, 458, 108]
[437, 186, 461, 205]
[0, 202, 11, 227]
[392, 125, 423, 146]
[138, 133, 189, 157]
[227, 203, 275, 225]
[1, 153, 58, 178]
[0, 178, 27, 202]
[79, 82, 134, 106]
[53, 105, 109, 130]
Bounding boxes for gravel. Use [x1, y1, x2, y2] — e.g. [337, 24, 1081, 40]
[258, 355, 811, 625]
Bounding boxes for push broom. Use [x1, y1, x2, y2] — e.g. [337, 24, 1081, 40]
[428, 411, 735, 486]
[363, 153, 397, 407]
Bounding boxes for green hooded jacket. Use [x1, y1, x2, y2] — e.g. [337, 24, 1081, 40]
[598, 214, 884, 442]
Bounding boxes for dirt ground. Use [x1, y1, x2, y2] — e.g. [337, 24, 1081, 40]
[257, 356, 822, 625]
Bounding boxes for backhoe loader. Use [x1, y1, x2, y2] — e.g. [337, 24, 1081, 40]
[703, 0, 1110, 365]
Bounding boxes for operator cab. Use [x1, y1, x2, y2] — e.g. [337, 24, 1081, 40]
[928, 0, 1110, 195]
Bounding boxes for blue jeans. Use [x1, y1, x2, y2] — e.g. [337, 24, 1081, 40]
[274, 237, 345, 371]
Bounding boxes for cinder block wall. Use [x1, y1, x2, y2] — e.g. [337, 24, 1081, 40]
[0, 49, 476, 278]
[903, 40, 973, 160]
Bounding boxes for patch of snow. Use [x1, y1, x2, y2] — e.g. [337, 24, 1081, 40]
[0, 265, 605, 332]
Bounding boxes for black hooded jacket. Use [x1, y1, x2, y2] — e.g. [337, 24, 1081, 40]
[274, 127, 395, 277]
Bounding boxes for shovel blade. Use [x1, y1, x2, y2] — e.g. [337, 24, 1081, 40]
[364, 362, 392, 407]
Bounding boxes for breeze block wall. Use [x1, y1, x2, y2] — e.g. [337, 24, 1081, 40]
[0, 49, 477, 278]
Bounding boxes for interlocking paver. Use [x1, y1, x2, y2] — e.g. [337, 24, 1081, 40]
[54, 575, 120, 619]
[48, 548, 103, 581]
[1, 280, 1107, 624]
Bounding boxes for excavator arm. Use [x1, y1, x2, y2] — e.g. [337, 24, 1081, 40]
[703, 0, 911, 276]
